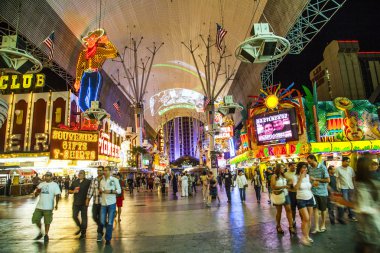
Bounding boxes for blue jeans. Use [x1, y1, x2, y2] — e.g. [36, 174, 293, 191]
[78, 71, 102, 111]
[100, 203, 116, 241]
[239, 188, 246, 201]
[338, 189, 355, 219]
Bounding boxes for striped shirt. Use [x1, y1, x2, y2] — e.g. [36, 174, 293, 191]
[87, 177, 102, 205]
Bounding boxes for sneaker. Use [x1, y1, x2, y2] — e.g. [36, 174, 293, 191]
[97, 233, 102, 242]
[350, 217, 358, 222]
[34, 232, 43, 240]
[44, 235, 49, 242]
[105, 240, 111, 245]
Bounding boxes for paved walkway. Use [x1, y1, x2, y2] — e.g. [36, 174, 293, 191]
[0, 185, 356, 253]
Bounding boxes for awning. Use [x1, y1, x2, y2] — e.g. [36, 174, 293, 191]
[229, 151, 254, 165]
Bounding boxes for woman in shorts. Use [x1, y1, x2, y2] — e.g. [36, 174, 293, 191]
[293, 162, 314, 246]
[270, 164, 295, 235]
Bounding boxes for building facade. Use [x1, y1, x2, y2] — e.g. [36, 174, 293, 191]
[310, 40, 380, 101]
[163, 117, 203, 163]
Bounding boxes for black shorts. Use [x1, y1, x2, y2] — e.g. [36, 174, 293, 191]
[314, 195, 328, 211]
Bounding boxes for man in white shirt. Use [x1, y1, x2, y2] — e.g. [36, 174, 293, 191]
[32, 172, 61, 242]
[336, 156, 357, 222]
[99, 166, 121, 245]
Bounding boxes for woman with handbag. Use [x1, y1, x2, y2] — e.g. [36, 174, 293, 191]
[270, 164, 295, 235]
[236, 170, 248, 202]
[293, 162, 315, 246]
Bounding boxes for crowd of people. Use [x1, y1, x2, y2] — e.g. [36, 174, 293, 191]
[30, 155, 380, 251]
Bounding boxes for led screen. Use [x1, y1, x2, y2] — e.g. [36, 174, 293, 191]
[254, 108, 298, 145]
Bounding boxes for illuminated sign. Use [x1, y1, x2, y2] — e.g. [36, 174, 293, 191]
[254, 108, 299, 145]
[150, 88, 204, 116]
[7, 133, 48, 152]
[50, 129, 98, 160]
[310, 142, 332, 153]
[351, 141, 371, 151]
[254, 143, 308, 158]
[99, 132, 120, 158]
[331, 142, 352, 152]
[0, 74, 45, 92]
[215, 126, 233, 139]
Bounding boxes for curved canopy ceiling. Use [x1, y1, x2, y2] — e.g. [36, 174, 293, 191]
[45, 0, 301, 129]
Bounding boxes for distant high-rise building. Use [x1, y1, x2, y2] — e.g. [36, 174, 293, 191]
[163, 117, 204, 162]
[309, 40, 380, 101]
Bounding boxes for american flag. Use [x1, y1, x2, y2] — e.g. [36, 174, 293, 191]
[216, 23, 227, 52]
[113, 100, 121, 117]
[43, 31, 55, 60]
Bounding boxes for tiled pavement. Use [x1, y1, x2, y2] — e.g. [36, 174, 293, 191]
[0, 185, 356, 253]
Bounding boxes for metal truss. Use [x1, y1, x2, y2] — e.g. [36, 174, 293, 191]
[0, 17, 75, 90]
[261, 0, 347, 88]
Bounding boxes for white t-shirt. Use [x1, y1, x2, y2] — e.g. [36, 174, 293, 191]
[336, 166, 355, 189]
[100, 176, 121, 206]
[284, 171, 296, 192]
[36, 181, 61, 210]
[293, 175, 313, 200]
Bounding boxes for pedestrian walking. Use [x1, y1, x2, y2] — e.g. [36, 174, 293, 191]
[293, 162, 314, 246]
[69, 170, 91, 239]
[327, 166, 338, 225]
[270, 164, 295, 235]
[200, 171, 208, 201]
[236, 170, 248, 202]
[251, 169, 262, 203]
[307, 154, 330, 233]
[181, 172, 189, 197]
[99, 166, 121, 245]
[207, 171, 220, 207]
[336, 156, 357, 223]
[115, 173, 124, 223]
[284, 162, 297, 228]
[172, 172, 178, 196]
[32, 172, 61, 242]
[86, 166, 104, 242]
[224, 170, 233, 203]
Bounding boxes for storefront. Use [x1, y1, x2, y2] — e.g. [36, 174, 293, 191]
[0, 91, 125, 194]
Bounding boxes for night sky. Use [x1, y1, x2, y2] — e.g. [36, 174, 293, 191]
[273, 0, 380, 91]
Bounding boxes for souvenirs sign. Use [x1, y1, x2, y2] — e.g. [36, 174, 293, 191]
[50, 128, 98, 160]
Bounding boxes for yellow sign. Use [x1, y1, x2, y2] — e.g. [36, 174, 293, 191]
[310, 142, 331, 153]
[0, 73, 45, 91]
[50, 129, 99, 160]
[331, 142, 352, 152]
[351, 141, 372, 151]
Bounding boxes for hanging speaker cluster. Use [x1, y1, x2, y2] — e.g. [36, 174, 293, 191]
[235, 23, 290, 64]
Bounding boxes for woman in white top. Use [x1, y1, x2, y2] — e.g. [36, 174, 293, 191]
[236, 170, 248, 202]
[270, 164, 295, 235]
[293, 162, 314, 246]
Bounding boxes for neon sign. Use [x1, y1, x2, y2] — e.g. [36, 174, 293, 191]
[99, 132, 120, 158]
[50, 129, 98, 160]
[0, 73, 45, 92]
[74, 28, 118, 111]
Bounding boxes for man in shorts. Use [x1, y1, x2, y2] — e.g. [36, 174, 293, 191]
[32, 172, 61, 242]
[307, 154, 330, 233]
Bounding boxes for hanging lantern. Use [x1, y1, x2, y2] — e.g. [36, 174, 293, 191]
[0, 97, 8, 128]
